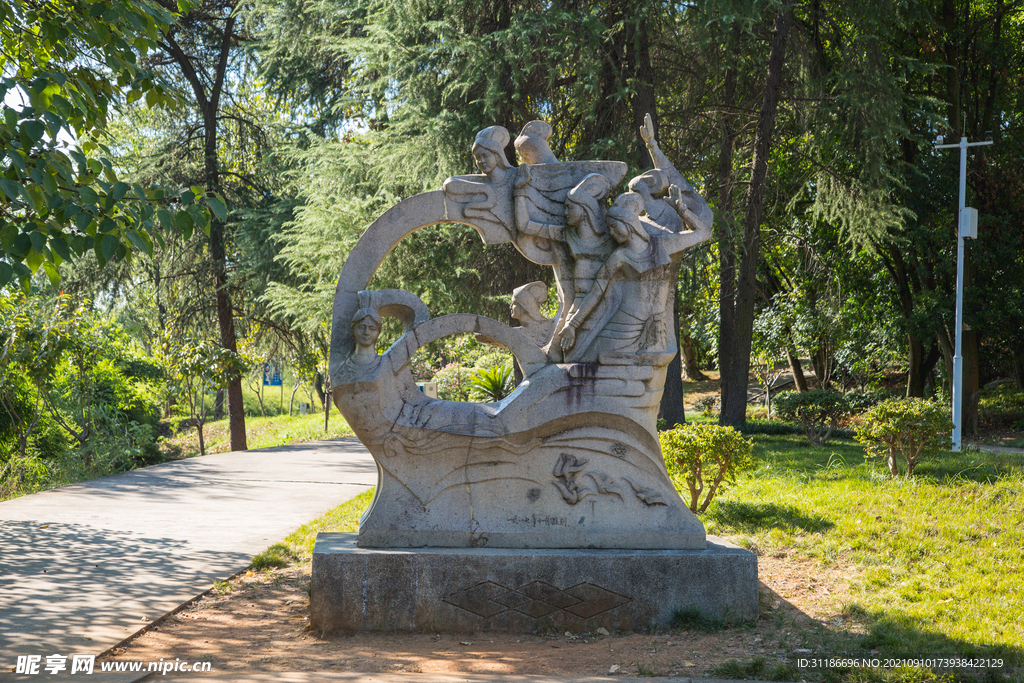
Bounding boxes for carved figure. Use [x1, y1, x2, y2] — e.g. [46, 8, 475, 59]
[514, 169, 615, 360]
[441, 126, 515, 230]
[515, 120, 559, 165]
[472, 125, 514, 185]
[330, 116, 713, 551]
[630, 113, 713, 236]
[561, 191, 689, 360]
[336, 307, 383, 385]
[510, 282, 556, 349]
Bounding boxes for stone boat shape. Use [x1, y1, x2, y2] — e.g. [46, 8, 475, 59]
[330, 124, 715, 551]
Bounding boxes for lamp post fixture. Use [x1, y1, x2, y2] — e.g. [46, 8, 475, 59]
[934, 133, 992, 451]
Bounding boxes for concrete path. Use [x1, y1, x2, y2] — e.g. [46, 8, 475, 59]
[975, 444, 1024, 455]
[0, 438, 376, 666]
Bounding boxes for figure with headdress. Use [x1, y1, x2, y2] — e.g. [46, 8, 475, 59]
[441, 125, 515, 228]
[510, 281, 556, 348]
[629, 114, 713, 237]
[335, 307, 385, 385]
[514, 120, 559, 165]
[513, 169, 617, 359]
[560, 191, 707, 361]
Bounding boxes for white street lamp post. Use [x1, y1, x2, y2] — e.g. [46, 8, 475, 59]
[934, 134, 992, 451]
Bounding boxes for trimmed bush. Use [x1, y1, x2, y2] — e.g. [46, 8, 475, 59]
[432, 363, 474, 401]
[846, 390, 889, 414]
[660, 423, 755, 513]
[773, 389, 850, 446]
[855, 398, 952, 477]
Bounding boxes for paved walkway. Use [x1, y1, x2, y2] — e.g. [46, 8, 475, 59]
[0, 438, 377, 666]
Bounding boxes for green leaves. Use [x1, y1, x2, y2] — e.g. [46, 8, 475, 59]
[661, 423, 755, 513]
[0, 0, 225, 290]
[855, 398, 953, 476]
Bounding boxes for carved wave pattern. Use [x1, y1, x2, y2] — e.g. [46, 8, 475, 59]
[443, 580, 631, 620]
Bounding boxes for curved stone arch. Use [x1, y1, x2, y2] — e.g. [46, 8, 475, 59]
[355, 289, 431, 333]
[332, 191, 548, 379]
[385, 313, 548, 380]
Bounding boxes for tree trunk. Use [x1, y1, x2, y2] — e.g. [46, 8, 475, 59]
[716, 29, 740, 421]
[314, 372, 326, 410]
[214, 389, 224, 421]
[205, 17, 246, 451]
[720, 6, 795, 427]
[289, 380, 301, 416]
[161, 15, 246, 451]
[659, 270, 686, 429]
[630, 16, 657, 171]
[905, 335, 941, 398]
[786, 347, 808, 392]
[1012, 349, 1024, 390]
[680, 332, 708, 381]
[197, 421, 206, 456]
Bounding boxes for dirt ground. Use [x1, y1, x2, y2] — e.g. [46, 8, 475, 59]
[102, 555, 862, 678]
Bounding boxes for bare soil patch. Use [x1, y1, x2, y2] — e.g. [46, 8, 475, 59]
[103, 554, 861, 677]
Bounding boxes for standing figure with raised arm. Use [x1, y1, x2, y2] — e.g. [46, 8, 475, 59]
[629, 113, 713, 236]
[513, 169, 614, 359]
[560, 190, 711, 361]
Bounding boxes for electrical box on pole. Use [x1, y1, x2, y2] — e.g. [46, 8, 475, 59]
[959, 207, 978, 240]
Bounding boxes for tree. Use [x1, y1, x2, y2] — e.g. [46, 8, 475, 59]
[142, 0, 251, 450]
[1, 0, 218, 289]
[163, 334, 244, 455]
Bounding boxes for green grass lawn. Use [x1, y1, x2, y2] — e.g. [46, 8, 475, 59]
[257, 430, 1024, 680]
[706, 433, 1023, 672]
[162, 411, 354, 459]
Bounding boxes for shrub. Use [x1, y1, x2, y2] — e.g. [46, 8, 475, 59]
[474, 351, 513, 371]
[855, 398, 953, 477]
[433, 363, 474, 401]
[847, 390, 889, 414]
[693, 395, 718, 416]
[977, 386, 1024, 429]
[773, 389, 851, 446]
[660, 423, 755, 513]
[468, 363, 515, 402]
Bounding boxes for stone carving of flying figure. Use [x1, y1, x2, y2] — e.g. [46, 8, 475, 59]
[441, 126, 515, 226]
[630, 113, 713, 237]
[513, 170, 615, 361]
[560, 189, 711, 361]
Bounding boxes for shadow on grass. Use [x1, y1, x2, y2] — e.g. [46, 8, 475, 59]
[913, 449, 1024, 485]
[715, 582, 1024, 683]
[707, 500, 834, 534]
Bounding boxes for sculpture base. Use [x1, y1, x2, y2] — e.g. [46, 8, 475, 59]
[310, 533, 758, 633]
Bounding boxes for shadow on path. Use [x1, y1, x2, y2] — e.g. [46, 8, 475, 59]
[0, 520, 247, 658]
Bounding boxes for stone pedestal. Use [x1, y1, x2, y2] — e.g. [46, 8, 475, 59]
[310, 533, 758, 633]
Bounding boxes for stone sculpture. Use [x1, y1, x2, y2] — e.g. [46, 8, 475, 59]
[330, 116, 713, 550]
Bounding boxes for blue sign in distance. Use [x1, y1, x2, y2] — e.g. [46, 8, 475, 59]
[263, 363, 283, 387]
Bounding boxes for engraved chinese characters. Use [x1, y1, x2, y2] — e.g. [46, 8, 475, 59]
[330, 116, 713, 550]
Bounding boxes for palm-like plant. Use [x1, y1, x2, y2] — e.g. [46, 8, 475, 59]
[468, 363, 515, 402]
